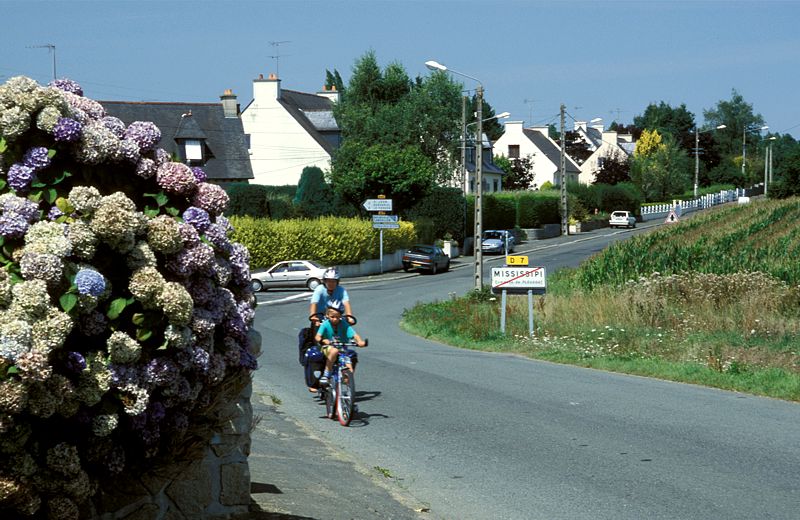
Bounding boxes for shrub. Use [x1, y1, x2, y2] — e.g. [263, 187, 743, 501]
[0, 77, 258, 518]
[484, 193, 516, 229]
[230, 216, 416, 267]
[225, 183, 270, 217]
[406, 186, 465, 242]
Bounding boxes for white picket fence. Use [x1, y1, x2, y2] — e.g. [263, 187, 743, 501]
[640, 187, 752, 221]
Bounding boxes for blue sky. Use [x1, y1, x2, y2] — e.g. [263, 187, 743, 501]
[3, 0, 799, 138]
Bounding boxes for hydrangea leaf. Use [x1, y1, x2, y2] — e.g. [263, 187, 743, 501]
[0, 179, 6, 191]
[6, 366, 19, 375]
[144, 192, 169, 207]
[44, 188, 58, 204]
[52, 170, 72, 184]
[136, 328, 153, 342]
[55, 196, 75, 214]
[132, 313, 146, 326]
[47, 148, 56, 159]
[0, 138, 6, 153]
[60, 293, 78, 313]
[107, 297, 129, 320]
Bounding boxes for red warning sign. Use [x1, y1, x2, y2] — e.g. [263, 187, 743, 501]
[664, 210, 680, 224]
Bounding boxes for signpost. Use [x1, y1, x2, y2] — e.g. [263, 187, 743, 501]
[363, 197, 395, 273]
[491, 266, 547, 337]
[362, 198, 393, 212]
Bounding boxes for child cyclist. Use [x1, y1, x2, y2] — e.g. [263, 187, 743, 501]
[315, 301, 366, 386]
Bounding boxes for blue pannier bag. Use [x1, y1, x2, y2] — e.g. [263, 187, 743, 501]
[304, 346, 324, 387]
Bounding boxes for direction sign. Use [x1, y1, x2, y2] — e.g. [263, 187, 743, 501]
[491, 266, 546, 294]
[372, 214, 399, 223]
[362, 198, 393, 212]
[372, 222, 400, 229]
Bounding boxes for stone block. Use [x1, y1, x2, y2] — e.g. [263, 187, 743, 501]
[220, 462, 251, 506]
[165, 459, 212, 518]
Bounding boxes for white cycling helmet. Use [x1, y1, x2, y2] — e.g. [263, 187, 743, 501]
[322, 267, 340, 281]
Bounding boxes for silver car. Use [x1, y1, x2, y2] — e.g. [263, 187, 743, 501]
[481, 230, 515, 254]
[251, 260, 327, 292]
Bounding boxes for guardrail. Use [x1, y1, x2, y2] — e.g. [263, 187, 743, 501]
[640, 187, 754, 221]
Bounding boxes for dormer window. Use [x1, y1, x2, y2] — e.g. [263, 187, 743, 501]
[184, 139, 203, 162]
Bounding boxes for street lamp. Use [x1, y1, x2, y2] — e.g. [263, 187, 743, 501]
[693, 124, 726, 198]
[742, 124, 769, 177]
[426, 59, 486, 290]
[765, 136, 777, 197]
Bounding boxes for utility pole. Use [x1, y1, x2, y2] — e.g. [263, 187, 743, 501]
[474, 86, 484, 290]
[560, 104, 568, 236]
[461, 95, 468, 242]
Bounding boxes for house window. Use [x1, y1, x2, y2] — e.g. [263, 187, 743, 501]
[493, 179, 499, 192]
[184, 139, 203, 161]
[508, 144, 520, 159]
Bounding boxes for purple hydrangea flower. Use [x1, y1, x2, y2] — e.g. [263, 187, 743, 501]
[7, 163, 34, 192]
[203, 223, 232, 253]
[182, 206, 211, 233]
[1, 195, 40, 222]
[0, 214, 32, 239]
[190, 167, 207, 183]
[156, 162, 197, 195]
[134, 156, 156, 179]
[47, 206, 64, 221]
[124, 121, 161, 152]
[115, 139, 141, 163]
[145, 358, 178, 387]
[240, 349, 258, 370]
[75, 268, 106, 296]
[101, 116, 126, 138]
[23, 147, 51, 171]
[65, 352, 87, 374]
[52, 117, 83, 142]
[192, 347, 210, 373]
[49, 78, 83, 96]
[148, 401, 166, 422]
[191, 183, 229, 216]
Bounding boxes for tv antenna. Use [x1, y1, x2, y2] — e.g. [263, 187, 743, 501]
[268, 40, 291, 77]
[609, 108, 626, 121]
[27, 43, 56, 80]
[523, 98, 540, 126]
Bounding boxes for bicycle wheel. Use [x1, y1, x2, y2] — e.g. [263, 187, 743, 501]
[325, 384, 336, 419]
[337, 369, 355, 426]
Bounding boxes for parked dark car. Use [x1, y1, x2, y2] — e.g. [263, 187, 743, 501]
[402, 245, 450, 274]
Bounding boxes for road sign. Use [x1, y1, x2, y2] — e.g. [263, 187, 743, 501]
[372, 214, 399, 223]
[506, 255, 529, 266]
[372, 222, 400, 229]
[363, 198, 393, 212]
[664, 209, 680, 224]
[491, 266, 546, 294]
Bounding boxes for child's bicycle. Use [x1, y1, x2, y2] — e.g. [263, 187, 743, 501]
[321, 338, 363, 426]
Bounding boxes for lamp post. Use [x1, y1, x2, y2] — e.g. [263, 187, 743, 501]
[742, 124, 769, 178]
[694, 124, 726, 198]
[765, 136, 777, 197]
[426, 59, 486, 290]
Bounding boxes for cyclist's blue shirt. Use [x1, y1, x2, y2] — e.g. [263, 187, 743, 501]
[311, 285, 349, 311]
[317, 320, 356, 343]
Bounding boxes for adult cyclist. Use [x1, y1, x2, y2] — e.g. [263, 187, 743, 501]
[309, 267, 354, 325]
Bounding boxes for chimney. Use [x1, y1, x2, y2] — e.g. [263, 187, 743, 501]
[253, 72, 281, 104]
[504, 120, 524, 134]
[601, 130, 618, 146]
[316, 84, 341, 103]
[220, 88, 239, 118]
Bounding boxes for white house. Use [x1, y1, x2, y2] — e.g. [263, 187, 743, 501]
[493, 121, 581, 188]
[461, 133, 506, 194]
[577, 124, 636, 185]
[240, 73, 340, 186]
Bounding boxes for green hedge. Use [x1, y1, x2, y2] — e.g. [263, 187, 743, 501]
[225, 184, 299, 219]
[407, 186, 466, 242]
[230, 216, 417, 268]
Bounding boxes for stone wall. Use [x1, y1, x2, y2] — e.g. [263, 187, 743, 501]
[87, 331, 261, 520]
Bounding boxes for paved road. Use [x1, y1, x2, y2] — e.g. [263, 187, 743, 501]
[249, 225, 800, 519]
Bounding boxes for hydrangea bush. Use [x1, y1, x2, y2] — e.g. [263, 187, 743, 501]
[0, 76, 257, 519]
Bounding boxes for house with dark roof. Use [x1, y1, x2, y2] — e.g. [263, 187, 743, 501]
[101, 91, 253, 184]
[576, 123, 636, 185]
[493, 121, 581, 188]
[240, 73, 340, 186]
[462, 133, 506, 193]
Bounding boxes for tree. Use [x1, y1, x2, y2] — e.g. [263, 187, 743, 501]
[630, 134, 692, 201]
[329, 141, 436, 213]
[593, 149, 631, 185]
[703, 89, 765, 158]
[294, 166, 334, 217]
[495, 154, 536, 190]
[633, 101, 695, 152]
[324, 69, 344, 92]
[557, 130, 593, 165]
[331, 51, 464, 207]
[608, 122, 642, 141]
